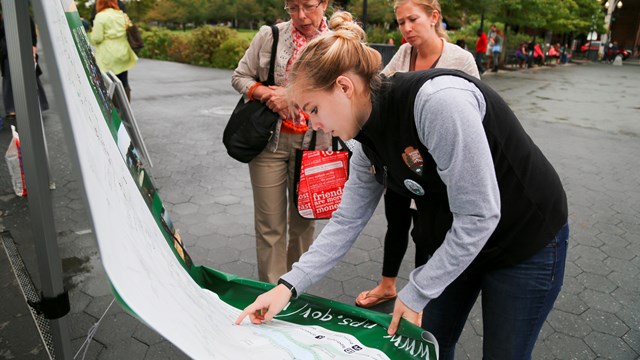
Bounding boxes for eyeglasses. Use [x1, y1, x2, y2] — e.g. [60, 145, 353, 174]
[284, 1, 323, 15]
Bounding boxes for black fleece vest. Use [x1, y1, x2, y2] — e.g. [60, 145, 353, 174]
[355, 69, 567, 273]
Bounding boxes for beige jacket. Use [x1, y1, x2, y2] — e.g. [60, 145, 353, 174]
[383, 39, 480, 79]
[231, 21, 331, 151]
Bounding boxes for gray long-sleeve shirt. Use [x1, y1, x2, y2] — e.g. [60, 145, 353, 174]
[281, 75, 501, 313]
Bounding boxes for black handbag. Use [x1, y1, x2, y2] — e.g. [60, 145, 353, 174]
[223, 25, 279, 163]
[124, 14, 144, 54]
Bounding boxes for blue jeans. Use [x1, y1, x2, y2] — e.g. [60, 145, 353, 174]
[422, 223, 569, 360]
[475, 52, 486, 73]
[493, 51, 501, 70]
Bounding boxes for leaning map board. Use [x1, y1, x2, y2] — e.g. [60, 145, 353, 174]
[41, 1, 438, 358]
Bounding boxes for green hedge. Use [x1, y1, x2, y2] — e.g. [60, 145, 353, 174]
[138, 25, 249, 69]
[367, 26, 402, 47]
[133, 23, 545, 69]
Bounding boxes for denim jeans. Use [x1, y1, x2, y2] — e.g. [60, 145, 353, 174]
[475, 52, 486, 73]
[493, 51, 501, 70]
[422, 223, 569, 360]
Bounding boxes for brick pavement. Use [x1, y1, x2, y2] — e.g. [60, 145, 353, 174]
[0, 59, 638, 359]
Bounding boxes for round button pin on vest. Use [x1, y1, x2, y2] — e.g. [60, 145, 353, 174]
[404, 179, 425, 196]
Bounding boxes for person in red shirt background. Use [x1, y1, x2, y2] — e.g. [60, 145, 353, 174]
[475, 29, 488, 74]
[533, 43, 545, 66]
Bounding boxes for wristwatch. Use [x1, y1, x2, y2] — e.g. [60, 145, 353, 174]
[277, 278, 297, 298]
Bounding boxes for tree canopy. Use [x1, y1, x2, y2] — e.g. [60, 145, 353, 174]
[440, 0, 604, 34]
[78, 0, 605, 35]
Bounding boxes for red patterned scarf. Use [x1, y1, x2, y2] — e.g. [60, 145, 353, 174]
[282, 17, 329, 132]
[285, 17, 330, 83]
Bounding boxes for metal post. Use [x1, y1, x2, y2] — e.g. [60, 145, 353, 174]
[1, 0, 72, 358]
[362, 0, 368, 32]
[635, 13, 640, 57]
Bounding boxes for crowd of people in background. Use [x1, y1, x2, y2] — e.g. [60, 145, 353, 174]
[472, 25, 574, 73]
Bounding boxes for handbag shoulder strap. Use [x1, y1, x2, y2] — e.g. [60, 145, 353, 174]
[308, 131, 318, 150]
[123, 13, 132, 28]
[266, 25, 279, 86]
[309, 131, 350, 152]
[332, 137, 350, 152]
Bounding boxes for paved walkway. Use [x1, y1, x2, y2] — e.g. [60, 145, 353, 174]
[1, 59, 639, 359]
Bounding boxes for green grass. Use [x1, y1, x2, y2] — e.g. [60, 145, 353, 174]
[236, 29, 258, 41]
[147, 25, 257, 42]
[165, 27, 256, 41]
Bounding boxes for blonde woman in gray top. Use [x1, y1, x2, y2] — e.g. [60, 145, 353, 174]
[355, 0, 480, 309]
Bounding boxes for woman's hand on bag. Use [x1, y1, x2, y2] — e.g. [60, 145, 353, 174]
[388, 298, 422, 336]
[235, 284, 292, 325]
[263, 85, 290, 119]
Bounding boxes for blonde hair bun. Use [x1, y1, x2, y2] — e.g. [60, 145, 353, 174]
[329, 11, 367, 43]
[288, 10, 381, 99]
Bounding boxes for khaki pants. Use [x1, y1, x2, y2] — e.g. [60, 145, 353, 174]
[249, 132, 315, 283]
